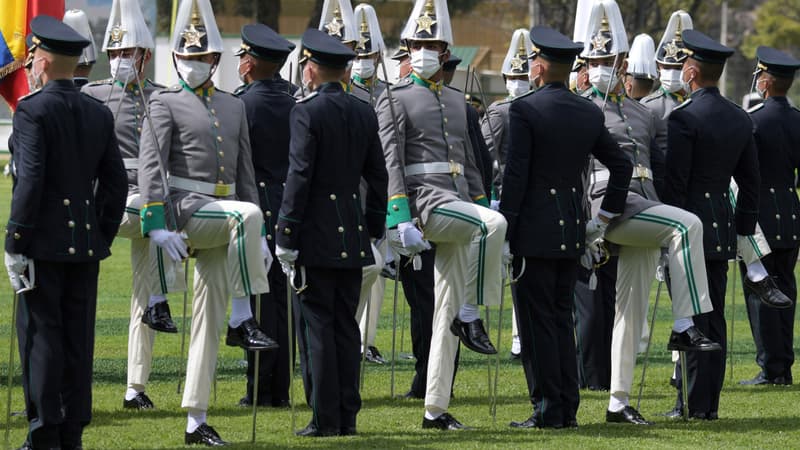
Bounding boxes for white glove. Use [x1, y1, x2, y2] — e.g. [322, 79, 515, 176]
[502, 241, 513, 266]
[261, 236, 273, 273]
[275, 245, 298, 276]
[5, 252, 33, 293]
[490, 200, 501, 211]
[397, 221, 431, 254]
[585, 216, 609, 246]
[149, 229, 188, 262]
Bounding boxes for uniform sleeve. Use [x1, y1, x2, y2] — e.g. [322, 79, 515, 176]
[361, 109, 389, 239]
[499, 100, 532, 241]
[662, 108, 695, 209]
[375, 89, 411, 227]
[591, 121, 632, 215]
[276, 105, 316, 250]
[94, 108, 128, 246]
[5, 102, 46, 254]
[138, 94, 172, 235]
[235, 99, 260, 207]
[733, 128, 760, 235]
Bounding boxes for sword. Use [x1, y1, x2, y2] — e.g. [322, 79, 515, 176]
[359, 271, 372, 392]
[389, 250, 401, 399]
[491, 263, 510, 422]
[176, 258, 189, 394]
[4, 290, 18, 447]
[286, 273, 296, 433]
[636, 278, 663, 410]
[251, 293, 262, 443]
[729, 258, 737, 384]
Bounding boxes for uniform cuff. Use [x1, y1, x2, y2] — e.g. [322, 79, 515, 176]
[386, 195, 412, 228]
[473, 195, 489, 208]
[140, 203, 166, 236]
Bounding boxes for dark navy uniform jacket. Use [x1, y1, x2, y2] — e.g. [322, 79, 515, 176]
[236, 78, 296, 246]
[749, 96, 800, 249]
[663, 87, 761, 260]
[500, 82, 632, 259]
[276, 82, 388, 268]
[5, 79, 127, 261]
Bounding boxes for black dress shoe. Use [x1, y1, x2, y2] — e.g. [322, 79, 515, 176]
[606, 406, 653, 425]
[364, 346, 387, 364]
[123, 392, 155, 410]
[667, 326, 722, 352]
[237, 396, 269, 407]
[422, 413, 469, 430]
[17, 439, 32, 450]
[739, 371, 771, 385]
[744, 276, 793, 309]
[340, 427, 357, 436]
[450, 317, 497, 355]
[587, 385, 609, 392]
[398, 390, 424, 400]
[707, 411, 719, 420]
[185, 423, 228, 446]
[662, 407, 683, 419]
[142, 302, 178, 333]
[272, 399, 291, 408]
[563, 419, 579, 429]
[295, 422, 338, 437]
[509, 415, 563, 429]
[669, 376, 678, 388]
[509, 351, 521, 361]
[225, 318, 279, 351]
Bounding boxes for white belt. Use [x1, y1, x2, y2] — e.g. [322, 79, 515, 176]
[591, 169, 610, 184]
[169, 176, 236, 197]
[405, 161, 464, 177]
[123, 158, 138, 170]
[633, 165, 653, 180]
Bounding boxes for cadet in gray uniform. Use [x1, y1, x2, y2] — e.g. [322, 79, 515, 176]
[350, 4, 388, 107]
[137, 1, 277, 445]
[377, 0, 507, 430]
[82, 0, 185, 411]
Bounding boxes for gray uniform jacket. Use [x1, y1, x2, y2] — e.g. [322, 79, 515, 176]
[351, 78, 387, 107]
[138, 83, 258, 233]
[82, 79, 162, 193]
[481, 98, 511, 192]
[375, 75, 486, 228]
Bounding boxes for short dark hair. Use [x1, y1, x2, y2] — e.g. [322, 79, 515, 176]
[694, 58, 724, 82]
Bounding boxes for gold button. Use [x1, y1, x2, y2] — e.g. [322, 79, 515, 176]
[85, 224, 91, 230]
[284, 227, 291, 235]
[88, 249, 94, 256]
[440, 103, 445, 108]
[776, 214, 781, 219]
[338, 226, 344, 233]
[777, 235, 782, 240]
[68, 247, 76, 255]
[392, 205, 399, 211]
[576, 243, 580, 249]
[217, 136, 223, 143]
[559, 220, 564, 226]
[219, 166, 224, 172]
[85, 200, 90, 205]
[712, 222, 718, 228]
[444, 118, 448, 123]
[572, 187, 576, 192]
[704, 192, 710, 198]
[352, 193, 357, 199]
[13, 232, 20, 240]
[576, 219, 581, 224]
[449, 145, 453, 150]
[358, 225, 363, 231]
[791, 188, 795, 193]
[445, 132, 449, 137]
[210, 108, 216, 114]
[266, 234, 273, 240]
[214, 121, 220, 128]
[265, 211, 272, 217]
[146, 211, 153, 217]
[330, 194, 337, 200]
[560, 244, 566, 251]
[550, 189, 556, 195]
[716, 246, 721, 251]
[63, 199, 70, 206]
[259, 182, 265, 187]
[770, 188, 775, 193]
[341, 252, 348, 258]
[68, 221, 75, 228]
[275, 224, 278, 230]
[135, 102, 140, 107]
[205, 97, 211, 102]
[360, 251, 366, 257]
[218, 151, 224, 157]
[793, 215, 797, 220]
[136, 114, 141, 119]
[137, 127, 142, 133]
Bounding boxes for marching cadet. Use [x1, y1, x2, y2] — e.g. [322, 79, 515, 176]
[4, 15, 127, 449]
[377, 0, 507, 430]
[275, 28, 388, 436]
[623, 34, 657, 101]
[661, 29, 762, 420]
[351, 2, 390, 365]
[738, 47, 800, 386]
[82, 0, 186, 411]
[62, 9, 97, 88]
[501, 25, 632, 430]
[581, 0, 721, 425]
[570, 56, 590, 94]
[234, 23, 296, 408]
[481, 28, 533, 358]
[138, 0, 278, 444]
[391, 41, 412, 80]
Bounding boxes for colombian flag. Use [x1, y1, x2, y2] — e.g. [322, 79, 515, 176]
[0, 1, 65, 111]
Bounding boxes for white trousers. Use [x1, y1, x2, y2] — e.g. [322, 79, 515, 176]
[118, 194, 186, 390]
[356, 239, 386, 349]
[180, 200, 269, 410]
[421, 201, 507, 412]
[604, 204, 713, 398]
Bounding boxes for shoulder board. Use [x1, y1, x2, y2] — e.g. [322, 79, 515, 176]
[672, 97, 693, 111]
[297, 91, 319, 103]
[17, 89, 42, 102]
[641, 90, 665, 103]
[390, 77, 413, 90]
[747, 102, 765, 114]
[511, 90, 535, 102]
[86, 78, 113, 87]
[147, 79, 166, 89]
[164, 84, 183, 93]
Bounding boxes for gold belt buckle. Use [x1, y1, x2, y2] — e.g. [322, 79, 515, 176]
[449, 160, 461, 177]
[214, 183, 231, 197]
[634, 165, 648, 179]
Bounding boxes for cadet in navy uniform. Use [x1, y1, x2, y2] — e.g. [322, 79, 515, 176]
[4, 16, 126, 449]
[501, 26, 632, 429]
[662, 29, 762, 419]
[739, 47, 800, 386]
[234, 23, 297, 408]
[275, 29, 388, 437]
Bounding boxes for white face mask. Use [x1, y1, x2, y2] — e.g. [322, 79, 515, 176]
[27, 57, 44, 92]
[110, 57, 137, 84]
[176, 58, 213, 89]
[506, 79, 530, 98]
[659, 69, 683, 93]
[588, 65, 619, 94]
[237, 58, 248, 84]
[755, 77, 767, 99]
[680, 68, 693, 94]
[352, 58, 376, 80]
[410, 48, 441, 80]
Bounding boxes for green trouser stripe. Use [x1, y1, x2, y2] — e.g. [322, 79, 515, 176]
[729, 186, 764, 258]
[631, 213, 701, 315]
[191, 210, 252, 295]
[125, 207, 139, 215]
[432, 207, 487, 305]
[156, 247, 167, 294]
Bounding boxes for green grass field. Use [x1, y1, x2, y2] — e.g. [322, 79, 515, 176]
[0, 174, 798, 449]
